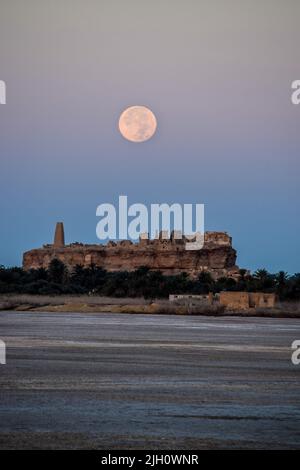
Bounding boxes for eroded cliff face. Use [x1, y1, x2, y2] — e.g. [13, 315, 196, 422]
[23, 231, 239, 279]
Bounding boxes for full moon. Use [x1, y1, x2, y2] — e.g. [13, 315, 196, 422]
[118, 105, 157, 143]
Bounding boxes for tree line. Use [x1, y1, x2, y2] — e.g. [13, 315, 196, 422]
[0, 261, 299, 300]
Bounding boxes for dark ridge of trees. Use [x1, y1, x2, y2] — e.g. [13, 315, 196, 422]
[0, 261, 299, 300]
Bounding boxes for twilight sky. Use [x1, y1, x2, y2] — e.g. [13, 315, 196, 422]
[0, 0, 299, 272]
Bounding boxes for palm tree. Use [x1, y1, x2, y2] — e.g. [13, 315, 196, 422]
[275, 271, 289, 299]
[239, 269, 247, 280]
[253, 268, 269, 281]
[48, 259, 68, 284]
[198, 271, 214, 284]
[275, 271, 289, 286]
[253, 269, 275, 291]
[197, 271, 214, 294]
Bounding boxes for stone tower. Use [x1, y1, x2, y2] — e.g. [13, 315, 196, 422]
[53, 222, 65, 248]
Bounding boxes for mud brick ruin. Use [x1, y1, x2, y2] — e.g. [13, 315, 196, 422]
[23, 222, 241, 279]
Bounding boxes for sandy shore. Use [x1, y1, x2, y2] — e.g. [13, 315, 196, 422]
[1, 294, 300, 318]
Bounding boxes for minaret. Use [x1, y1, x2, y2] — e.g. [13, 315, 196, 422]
[54, 222, 65, 248]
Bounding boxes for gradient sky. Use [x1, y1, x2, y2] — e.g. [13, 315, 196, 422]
[0, 0, 299, 273]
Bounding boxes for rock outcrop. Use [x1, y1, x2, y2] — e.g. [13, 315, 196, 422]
[23, 223, 240, 279]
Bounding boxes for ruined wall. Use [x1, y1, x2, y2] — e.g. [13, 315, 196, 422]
[248, 292, 276, 308]
[219, 291, 250, 310]
[169, 293, 213, 305]
[219, 291, 276, 310]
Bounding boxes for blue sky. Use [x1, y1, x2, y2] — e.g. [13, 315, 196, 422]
[0, 0, 299, 273]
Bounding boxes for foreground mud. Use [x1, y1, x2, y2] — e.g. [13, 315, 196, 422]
[0, 312, 300, 449]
